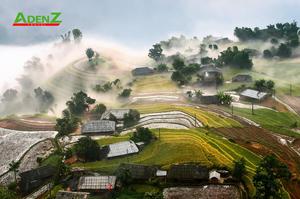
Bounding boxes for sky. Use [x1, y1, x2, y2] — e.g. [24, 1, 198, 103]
[1, 0, 300, 48]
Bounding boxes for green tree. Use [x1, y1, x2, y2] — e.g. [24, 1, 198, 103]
[91, 104, 106, 119]
[74, 137, 101, 162]
[276, 43, 292, 58]
[195, 90, 203, 99]
[232, 158, 246, 181]
[253, 154, 291, 199]
[217, 92, 233, 105]
[66, 91, 95, 116]
[156, 63, 168, 72]
[0, 186, 18, 199]
[55, 109, 80, 137]
[1, 89, 18, 102]
[34, 87, 54, 112]
[263, 49, 273, 59]
[172, 58, 185, 71]
[131, 127, 154, 144]
[148, 44, 164, 62]
[124, 109, 140, 128]
[72, 29, 82, 43]
[8, 161, 20, 183]
[119, 88, 132, 98]
[86, 48, 95, 62]
[116, 167, 132, 185]
[144, 192, 163, 199]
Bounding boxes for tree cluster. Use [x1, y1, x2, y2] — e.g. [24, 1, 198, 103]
[34, 87, 54, 112]
[119, 88, 132, 98]
[55, 109, 80, 137]
[253, 154, 291, 199]
[217, 92, 233, 105]
[74, 136, 101, 162]
[123, 109, 140, 128]
[66, 91, 96, 116]
[217, 46, 253, 69]
[94, 79, 121, 93]
[131, 127, 154, 144]
[171, 58, 200, 85]
[148, 44, 165, 62]
[254, 79, 275, 92]
[90, 103, 107, 120]
[234, 22, 299, 44]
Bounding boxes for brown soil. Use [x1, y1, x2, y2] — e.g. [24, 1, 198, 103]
[259, 97, 289, 112]
[0, 118, 55, 131]
[212, 126, 300, 199]
[279, 95, 300, 114]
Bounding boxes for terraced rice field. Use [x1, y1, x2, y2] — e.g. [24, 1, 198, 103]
[73, 128, 260, 195]
[75, 129, 261, 171]
[138, 111, 203, 129]
[129, 103, 242, 128]
[44, 58, 129, 100]
[131, 74, 179, 94]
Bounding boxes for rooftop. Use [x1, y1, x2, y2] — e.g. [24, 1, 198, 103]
[81, 120, 116, 134]
[101, 109, 131, 120]
[107, 140, 139, 158]
[56, 191, 89, 199]
[78, 176, 116, 190]
[167, 164, 209, 180]
[240, 89, 268, 100]
[209, 170, 221, 180]
[118, 163, 156, 180]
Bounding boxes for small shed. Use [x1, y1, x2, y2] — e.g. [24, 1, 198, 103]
[107, 140, 139, 158]
[56, 191, 89, 199]
[167, 164, 209, 181]
[232, 74, 252, 82]
[132, 67, 155, 76]
[81, 120, 116, 135]
[101, 109, 131, 121]
[240, 89, 268, 101]
[77, 176, 117, 192]
[20, 165, 56, 194]
[117, 163, 156, 180]
[209, 170, 221, 183]
[199, 94, 218, 104]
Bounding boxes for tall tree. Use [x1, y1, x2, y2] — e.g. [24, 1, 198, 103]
[66, 91, 95, 116]
[232, 158, 246, 181]
[253, 154, 291, 199]
[8, 161, 20, 183]
[86, 48, 95, 62]
[148, 44, 164, 62]
[72, 29, 82, 43]
[74, 137, 101, 162]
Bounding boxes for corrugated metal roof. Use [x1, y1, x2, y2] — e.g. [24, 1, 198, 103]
[102, 109, 130, 120]
[107, 140, 139, 158]
[78, 176, 116, 190]
[156, 170, 167, 177]
[81, 120, 115, 134]
[240, 89, 268, 100]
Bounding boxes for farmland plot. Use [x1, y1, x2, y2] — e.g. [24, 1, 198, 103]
[0, 128, 57, 175]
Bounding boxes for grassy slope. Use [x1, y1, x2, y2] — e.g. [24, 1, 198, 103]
[222, 106, 300, 138]
[129, 103, 242, 128]
[131, 73, 179, 94]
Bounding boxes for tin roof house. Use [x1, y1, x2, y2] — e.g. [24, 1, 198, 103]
[81, 120, 116, 135]
[132, 66, 155, 76]
[167, 164, 209, 181]
[101, 109, 131, 121]
[20, 165, 56, 194]
[77, 176, 117, 192]
[240, 89, 269, 101]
